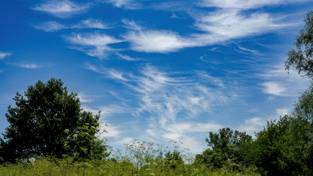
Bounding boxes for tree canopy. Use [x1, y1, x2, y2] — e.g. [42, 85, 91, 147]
[0, 79, 108, 162]
[286, 11, 313, 77]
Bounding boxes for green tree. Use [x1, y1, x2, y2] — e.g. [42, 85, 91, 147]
[164, 151, 184, 170]
[0, 79, 108, 162]
[286, 11, 313, 77]
[252, 86, 313, 176]
[195, 128, 252, 171]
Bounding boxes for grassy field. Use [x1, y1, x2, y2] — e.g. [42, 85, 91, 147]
[0, 158, 260, 176]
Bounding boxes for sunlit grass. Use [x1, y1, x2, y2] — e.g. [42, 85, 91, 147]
[0, 158, 260, 176]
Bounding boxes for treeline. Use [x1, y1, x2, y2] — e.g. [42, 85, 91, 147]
[195, 11, 313, 175]
[0, 11, 313, 176]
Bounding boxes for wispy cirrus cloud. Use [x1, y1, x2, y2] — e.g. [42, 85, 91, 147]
[104, 0, 141, 9]
[144, 120, 223, 153]
[85, 63, 303, 153]
[33, 0, 90, 18]
[260, 63, 309, 97]
[123, 10, 287, 53]
[34, 21, 66, 32]
[262, 82, 286, 96]
[0, 51, 11, 60]
[97, 121, 122, 140]
[200, 0, 309, 9]
[65, 33, 121, 58]
[82, 104, 128, 142]
[16, 63, 42, 69]
[72, 19, 109, 29]
[239, 108, 290, 136]
[77, 93, 96, 103]
[35, 19, 109, 32]
[124, 27, 196, 53]
[193, 10, 286, 45]
[87, 64, 231, 126]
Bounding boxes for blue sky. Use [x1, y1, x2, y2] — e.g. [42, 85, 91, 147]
[0, 0, 313, 154]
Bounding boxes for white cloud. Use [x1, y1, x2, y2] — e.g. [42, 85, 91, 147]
[107, 69, 129, 82]
[84, 63, 132, 81]
[77, 93, 95, 103]
[34, 21, 66, 32]
[86, 64, 230, 152]
[115, 53, 141, 61]
[33, 0, 89, 18]
[123, 10, 286, 53]
[239, 117, 265, 136]
[193, 10, 286, 45]
[275, 108, 289, 116]
[83, 104, 127, 141]
[87, 64, 230, 126]
[82, 104, 127, 119]
[239, 107, 291, 136]
[124, 29, 196, 53]
[166, 122, 222, 134]
[160, 122, 219, 153]
[262, 82, 286, 96]
[105, 0, 140, 9]
[260, 63, 309, 97]
[0, 51, 11, 60]
[71, 19, 109, 29]
[17, 63, 42, 69]
[196, 71, 225, 88]
[118, 137, 134, 145]
[98, 122, 121, 140]
[103, 65, 231, 153]
[65, 33, 121, 58]
[200, 0, 308, 9]
[35, 19, 108, 32]
[161, 132, 203, 153]
[129, 66, 228, 126]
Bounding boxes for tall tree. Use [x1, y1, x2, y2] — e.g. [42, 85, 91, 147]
[0, 79, 108, 162]
[195, 128, 252, 170]
[286, 11, 313, 78]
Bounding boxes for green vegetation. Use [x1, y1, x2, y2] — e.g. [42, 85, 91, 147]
[1, 10, 313, 176]
[0, 79, 108, 162]
[0, 157, 260, 176]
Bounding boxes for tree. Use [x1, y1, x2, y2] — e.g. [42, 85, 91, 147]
[0, 79, 108, 162]
[163, 151, 184, 170]
[195, 128, 252, 171]
[253, 114, 312, 176]
[286, 11, 313, 78]
[252, 86, 313, 176]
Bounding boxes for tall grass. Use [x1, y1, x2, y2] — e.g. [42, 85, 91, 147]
[0, 157, 260, 176]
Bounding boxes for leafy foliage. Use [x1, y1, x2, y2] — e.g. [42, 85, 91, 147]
[0, 79, 108, 162]
[0, 157, 260, 176]
[195, 128, 253, 171]
[163, 151, 184, 170]
[286, 11, 313, 77]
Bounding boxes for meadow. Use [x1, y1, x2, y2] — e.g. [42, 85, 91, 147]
[0, 158, 260, 176]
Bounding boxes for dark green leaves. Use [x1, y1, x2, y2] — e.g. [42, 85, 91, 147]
[286, 11, 313, 78]
[1, 79, 108, 162]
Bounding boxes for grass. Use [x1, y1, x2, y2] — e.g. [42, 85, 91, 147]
[0, 158, 260, 176]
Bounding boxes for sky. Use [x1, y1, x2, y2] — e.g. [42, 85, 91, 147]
[0, 0, 313, 154]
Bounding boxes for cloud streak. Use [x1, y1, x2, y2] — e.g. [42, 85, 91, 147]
[16, 63, 42, 69]
[33, 0, 90, 18]
[0, 51, 11, 60]
[123, 10, 287, 53]
[200, 0, 309, 9]
[260, 63, 309, 97]
[65, 33, 121, 58]
[35, 19, 109, 32]
[104, 0, 141, 9]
